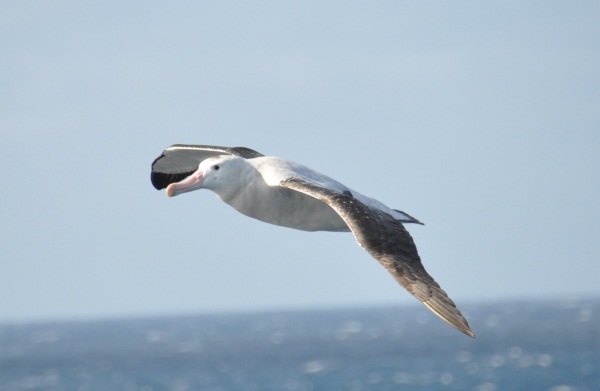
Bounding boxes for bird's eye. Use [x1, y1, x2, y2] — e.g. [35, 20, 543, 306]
[213, 165, 220, 170]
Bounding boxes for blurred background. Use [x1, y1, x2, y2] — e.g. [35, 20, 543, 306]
[2, 1, 599, 322]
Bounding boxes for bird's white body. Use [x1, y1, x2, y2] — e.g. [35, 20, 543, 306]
[172, 154, 418, 232]
[208, 156, 349, 231]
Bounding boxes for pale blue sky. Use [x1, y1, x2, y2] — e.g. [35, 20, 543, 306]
[2, 1, 599, 322]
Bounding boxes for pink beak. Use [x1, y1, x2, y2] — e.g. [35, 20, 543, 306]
[166, 168, 204, 197]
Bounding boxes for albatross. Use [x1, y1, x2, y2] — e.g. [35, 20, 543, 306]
[151, 144, 475, 338]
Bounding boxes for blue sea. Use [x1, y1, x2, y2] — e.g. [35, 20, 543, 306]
[1, 298, 598, 391]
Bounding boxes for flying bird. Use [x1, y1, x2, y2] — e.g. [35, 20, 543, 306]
[151, 144, 475, 338]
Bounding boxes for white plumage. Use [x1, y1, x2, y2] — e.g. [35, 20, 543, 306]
[151, 144, 474, 338]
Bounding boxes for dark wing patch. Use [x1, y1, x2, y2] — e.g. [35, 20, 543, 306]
[280, 178, 475, 338]
[151, 144, 264, 190]
[151, 170, 193, 191]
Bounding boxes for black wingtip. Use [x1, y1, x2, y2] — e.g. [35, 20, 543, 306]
[151, 171, 192, 190]
[393, 209, 424, 225]
[150, 152, 194, 190]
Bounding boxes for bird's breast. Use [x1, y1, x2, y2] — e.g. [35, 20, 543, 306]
[220, 185, 349, 232]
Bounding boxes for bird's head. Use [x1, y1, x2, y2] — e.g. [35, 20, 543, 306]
[166, 155, 245, 197]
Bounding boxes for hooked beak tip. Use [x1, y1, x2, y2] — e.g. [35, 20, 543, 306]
[164, 171, 204, 198]
[165, 184, 175, 197]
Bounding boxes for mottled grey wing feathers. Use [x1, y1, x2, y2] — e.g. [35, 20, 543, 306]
[280, 178, 475, 338]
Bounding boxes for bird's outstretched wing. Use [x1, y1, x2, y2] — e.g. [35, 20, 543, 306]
[151, 144, 263, 190]
[280, 178, 475, 338]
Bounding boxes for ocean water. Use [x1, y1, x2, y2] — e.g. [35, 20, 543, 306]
[0, 298, 598, 391]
